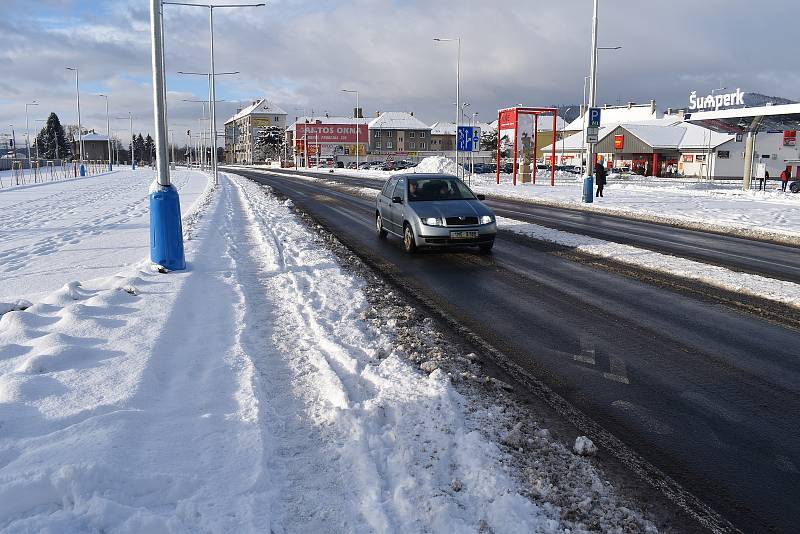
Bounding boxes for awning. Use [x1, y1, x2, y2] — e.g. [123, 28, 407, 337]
[684, 103, 800, 134]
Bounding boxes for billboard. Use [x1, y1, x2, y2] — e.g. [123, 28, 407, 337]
[614, 135, 625, 150]
[295, 123, 368, 144]
[784, 130, 797, 147]
[252, 117, 273, 128]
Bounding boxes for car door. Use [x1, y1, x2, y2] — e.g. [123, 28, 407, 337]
[387, 177, 406, 233]
[377, 177, 398, 230]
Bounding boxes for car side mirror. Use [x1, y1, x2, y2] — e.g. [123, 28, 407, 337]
[392, 196, 403, 204]
[476, 194, 486, 201]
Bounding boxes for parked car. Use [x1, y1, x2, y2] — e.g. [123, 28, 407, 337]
[375, 174, 496, 254]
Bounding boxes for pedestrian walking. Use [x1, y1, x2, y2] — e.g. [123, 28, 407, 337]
[780, 168, 790, 192]
[759, 170, 769, 191]
[595, 162, 607, 198]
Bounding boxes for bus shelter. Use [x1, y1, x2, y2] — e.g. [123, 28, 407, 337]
[495, 107, 558, 186]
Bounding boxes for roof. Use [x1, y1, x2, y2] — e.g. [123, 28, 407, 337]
[368, 112, 430, 130]
[79, 133, 109, 142]
[286, 116, 369, 132]
[684, 103, 800, 134]
[226, 99, 287, 124]
[543, 121, 734, 152]
[565, 104, 659, 131]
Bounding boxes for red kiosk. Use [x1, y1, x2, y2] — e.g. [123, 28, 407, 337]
[495, 106, 558, 186]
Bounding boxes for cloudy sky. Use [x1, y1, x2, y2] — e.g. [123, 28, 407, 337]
[2, 0, 798, 145]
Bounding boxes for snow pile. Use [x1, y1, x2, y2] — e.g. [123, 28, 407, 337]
[411, 155, 460, 175]
[498, 216, 800, 308]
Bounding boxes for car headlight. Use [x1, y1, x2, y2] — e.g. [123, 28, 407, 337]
[422, 217, 444, 226]
[480, 215, 494, 225]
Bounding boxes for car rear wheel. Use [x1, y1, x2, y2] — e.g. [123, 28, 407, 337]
[376, 212, 388, 238]
[478, 241, 494, 254]
[403, 223, 417, 254]
[791, 182, 800, 194]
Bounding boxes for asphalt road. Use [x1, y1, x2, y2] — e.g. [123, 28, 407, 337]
[263, 168, 800, 282]
[232, 167, 800, 534]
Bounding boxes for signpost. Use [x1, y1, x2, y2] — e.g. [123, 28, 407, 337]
[457, 125, 476, 152]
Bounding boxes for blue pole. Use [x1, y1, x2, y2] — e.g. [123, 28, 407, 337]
[148, 0, 185, 271]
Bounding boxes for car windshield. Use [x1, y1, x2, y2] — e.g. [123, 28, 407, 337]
[407, 178, 476, 201]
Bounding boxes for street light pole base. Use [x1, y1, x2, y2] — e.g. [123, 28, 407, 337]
[79, 164, 86, 177]
[582, 176, 594, 203]
[149, 182, 186, 271]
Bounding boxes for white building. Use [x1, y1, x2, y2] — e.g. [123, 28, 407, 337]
[224, 99, 288, 164]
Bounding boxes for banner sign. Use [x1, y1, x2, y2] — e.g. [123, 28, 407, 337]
[498, 110, 517, 131]
[614, 135, 625, 150]
[689, 88, 745, 111]
[784, 130, 797, 147]
[295, 123, 368, 144]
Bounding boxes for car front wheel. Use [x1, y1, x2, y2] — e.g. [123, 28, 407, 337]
[403, 223, 417, 253]
[376, 212, 388, 238]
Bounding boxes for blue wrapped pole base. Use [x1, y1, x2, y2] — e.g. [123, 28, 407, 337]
[582, 176, 594, 203]
[79, 164, 86, 177]
[149, 182, 186, 271]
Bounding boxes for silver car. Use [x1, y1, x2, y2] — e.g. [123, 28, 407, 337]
[375, 173, 497, 254]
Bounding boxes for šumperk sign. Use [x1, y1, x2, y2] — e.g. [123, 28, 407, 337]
[689, 88, 746, 112]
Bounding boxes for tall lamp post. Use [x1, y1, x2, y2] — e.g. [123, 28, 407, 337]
[115, 113, 134, 169]
[706, 85, 726, 181]
[434, 37, 461, 179]
[148, 0, 185, 271]
[341, 89, 360, 169]
[98, 94, 113, 171]
[561, 107, 572, 167]
[163, 2, 265, 185]
[65, 67, 85, 176]
[25, 101, 38, 178]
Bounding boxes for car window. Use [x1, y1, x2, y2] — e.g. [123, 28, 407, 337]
[406, 177, 476, 201]
[382, 177, 398, 198]
[392, 178, 406, 200]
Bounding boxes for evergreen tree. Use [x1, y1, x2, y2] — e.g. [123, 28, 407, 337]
[144, 135, 155, 164]
[34, 113, 71, 160]
[133, 134, 145, 162]
[253, 126, 284, 162]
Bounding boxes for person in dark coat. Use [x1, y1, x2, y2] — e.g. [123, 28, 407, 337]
[595, 162, 607, 197]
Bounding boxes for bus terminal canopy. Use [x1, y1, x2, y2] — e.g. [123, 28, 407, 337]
[684, 103, 800, 134]
[684, 103, 800, 190]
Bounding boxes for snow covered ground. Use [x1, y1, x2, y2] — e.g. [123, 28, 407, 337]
[0, 168, 208, 302]
[0, 171, 662, 532]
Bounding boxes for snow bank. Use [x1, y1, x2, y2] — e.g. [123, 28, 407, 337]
[410, 155, 460, 175]
[499, 217, 800, 308]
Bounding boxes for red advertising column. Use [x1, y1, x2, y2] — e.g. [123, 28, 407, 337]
[495, 110, 502, 184]
[512, 108, 519, 186]
[550, 112, 557, 186]
[652, 153, 658, 177]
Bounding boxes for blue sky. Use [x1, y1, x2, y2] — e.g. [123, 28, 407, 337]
[2, 0, 798, 144]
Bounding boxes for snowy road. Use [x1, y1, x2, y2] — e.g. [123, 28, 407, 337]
[0, 168, 208, 301]
[236, 167, 800, 534]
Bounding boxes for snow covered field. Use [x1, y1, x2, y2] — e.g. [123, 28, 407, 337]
[0, 168, 208, 302]
[0, 171, 661, 532]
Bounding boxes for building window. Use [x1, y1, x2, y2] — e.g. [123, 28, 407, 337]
[419, 142, 426, 149]
[374, 131, 380, 138]
[386, 131, 391, 138]
[375, 142, 381, 149]
[409, 142, 415, 149]
[696, 154, 706, 162]
[419, 132, 426, 138]
[387, 142, 393, 149]
[718, 150, 730, 159]
[409, 132, 415, 138]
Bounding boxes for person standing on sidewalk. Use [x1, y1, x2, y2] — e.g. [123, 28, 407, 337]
[595, 162, 607, 198]
[780, 168, 790, 192]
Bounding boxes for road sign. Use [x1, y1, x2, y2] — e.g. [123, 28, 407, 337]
[586, 127, 599, 143]
[457, 126, 474, 152]
[472, 127, 481, 152]
[588, 107, 602, 127]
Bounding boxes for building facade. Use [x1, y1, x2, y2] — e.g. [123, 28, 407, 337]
[224, 99, 287, 164]
[286, 116, 369, 166]
[368, 112, 432, 156]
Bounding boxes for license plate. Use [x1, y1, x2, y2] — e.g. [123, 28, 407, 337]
[450, 231, 479, 239]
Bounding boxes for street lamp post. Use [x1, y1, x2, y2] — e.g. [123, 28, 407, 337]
[24, 101, 38, 179]
[706, 85, 726, 181]
[341, 89, 360, 169]
[98, 94, 113, 171]
[164, 2, 265, 185]
[561, 107, 572, 167]
[434, 37, 461, 179]
[115, 113, 134, 169]
[65, 67, 85, 176]
[148, 0, 185, 271]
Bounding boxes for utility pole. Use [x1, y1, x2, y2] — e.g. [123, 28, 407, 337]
[583, 0, 599, 202]
[25, 101, 38, 179]
[66, 67, 85, 176]
[341, 89, 360, 169]
[99, 94, 113, 170]
[148, 0, 185, 270]
[434, 37, 461, 179]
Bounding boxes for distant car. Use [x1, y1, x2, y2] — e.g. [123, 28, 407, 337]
[375, 173, 497, 254]
[501, 163, 514, 174]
